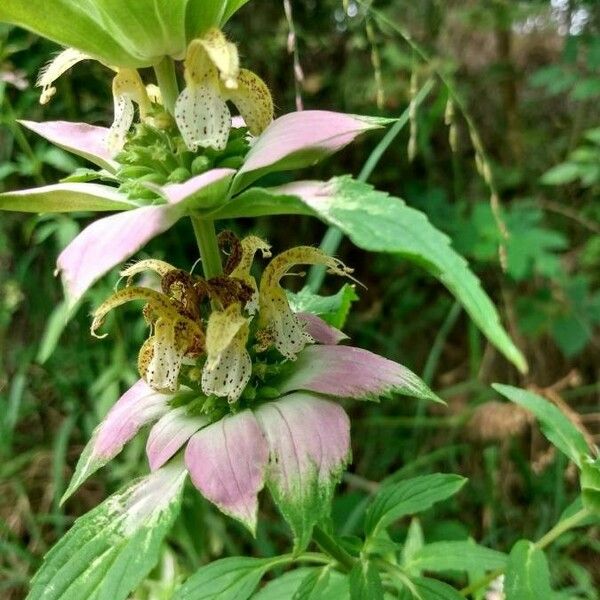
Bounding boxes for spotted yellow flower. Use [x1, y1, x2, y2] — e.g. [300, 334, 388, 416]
[258, 246, 354, 359]
[91, 262, 205, 392]
[175, 29, 273, 151]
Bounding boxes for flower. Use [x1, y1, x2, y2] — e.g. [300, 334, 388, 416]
[64, 237, 441, 550]
[0, 111, 389, 307]
[175, 29, 273, 151]
[0, 0, 250, 69]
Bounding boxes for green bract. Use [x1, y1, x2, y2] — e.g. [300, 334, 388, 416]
[0, 0, 249, 67]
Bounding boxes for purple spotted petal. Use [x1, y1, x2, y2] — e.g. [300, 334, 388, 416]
[296, 312, 348, 345]
[278, 345, 441, 403]
[185, 410, 268, 533]
[162, 168, 235, 209]
[255, 392, 351, 551]
[147, 407, 209, 471]
[233, 111, 386, 192]
[62, 380, 171, 503]
[57, 204, 179, 306]
[20, 120, 117, 172]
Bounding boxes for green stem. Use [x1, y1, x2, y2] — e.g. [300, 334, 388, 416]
[422, 300, 462, 386]
[460, 507, 592, 597]
[153, 57, 179, 115]
[305, 79, 435, 293]
[191, 216, 223, 279]
[534, 507, 590, 550]
[312, 526, 356, 572]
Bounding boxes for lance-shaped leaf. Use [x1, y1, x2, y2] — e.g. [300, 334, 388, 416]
[185, 410, 268, 533]
[254, 393, 351, 552]
[232, 111, 392, 193]
[406, 541, 508, 573]
[253, 568, 350, 600]
[62, 380, 170, 503]
[237, 177, 527, 373]
[30, 462, 187, 600]
[349, 559, 384, 600]
[147, 407, 209, 471]
[0, 183, 135, 213]
[57, 205, 180, 306]
[365, 474, 467, 537]
[581, 457, 600, 514]
[493, 384, 590, 467]
[411, 578, 464, 600]
[278, 345, 441, 404]
[174, 555, 286, 600]
[20, 120, 118, 172]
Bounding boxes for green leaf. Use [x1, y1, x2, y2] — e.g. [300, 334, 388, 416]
[411, 577, 463, 600]
[581, 456, 600, 515]
[365, 474, 466, 536]
[0, 183, 137, 213]
[253, 569, 350, 600]
[492, 384, 590, 467]
[504, 540, 553, 600]
[0, 0, 137, 66]
[0, 0, 231, 68]
[401, 518, 425, 576]
[406, 541, 507, 573]
[293, 567, 332, 600]
[222, 0, 251, 22]
[174, 556, 286, 600]
[36, 300, 72, 364]
[288, 284, 359, 329]
[28, 462, 186, 600]
[230, 178, 526, 372]
[349, 559, 384, 600]
[540, 162, 583, 185]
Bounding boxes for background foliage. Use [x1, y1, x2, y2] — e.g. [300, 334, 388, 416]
[0, 0, 598, 597]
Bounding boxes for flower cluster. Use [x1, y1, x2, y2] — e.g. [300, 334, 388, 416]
[0, 0, 439, 551]
[37, 27, 273, 154]
[65, 233, 440, 545]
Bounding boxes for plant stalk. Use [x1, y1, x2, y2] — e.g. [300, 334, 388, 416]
[154, 57, 179, 115]
[191, 216, 223, 279]
[312, 526, 356, 572]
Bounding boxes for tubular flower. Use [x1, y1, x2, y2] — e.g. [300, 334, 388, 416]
[201, 303, 252, 402]
[108, 69, 152, 152]
[175, 29, 273, 151]
[65, 237, 441, 547]
[91, 264, 205, 392]
[227, 234, 272, 314]
[37, 49, 153, 152]
[258, 246, 354, 359]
